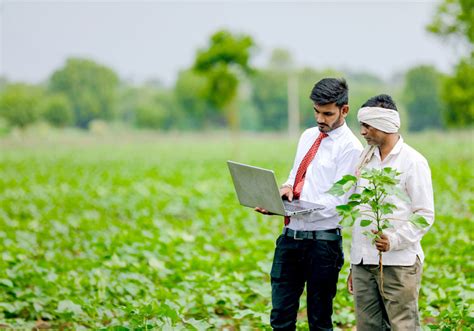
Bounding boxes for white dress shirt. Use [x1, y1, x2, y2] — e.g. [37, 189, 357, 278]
[350, 136, 435, 266]
[283, 122, 363, 231]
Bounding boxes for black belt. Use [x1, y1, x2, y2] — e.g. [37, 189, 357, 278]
[282, 227, 341, 241]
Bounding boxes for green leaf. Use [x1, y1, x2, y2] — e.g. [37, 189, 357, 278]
[349, 193, 361, 200]
[57, 300, 83, 316]
[360, 219, 372, 227]
[362, 230, 378, 241]
[340, 215, 355, 227]
[381, 220, 394, 229]
[327, 183, 345, 196]
[342, 180, 356, 192]
[336, 204, 352, 212]
[361, 188, 375, 199]
[342, 174, 357, 182]
[348, 200, 361, 208]
[0, 279, 13, 287]
[410, 214, 430, 229]
[380, 203, 396, 215]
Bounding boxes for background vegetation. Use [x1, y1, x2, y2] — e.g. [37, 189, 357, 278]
[0, 0, 472, 134]
[0, 132, 472, 329]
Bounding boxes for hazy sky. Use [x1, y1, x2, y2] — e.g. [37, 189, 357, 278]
[0, 0, 459, 86]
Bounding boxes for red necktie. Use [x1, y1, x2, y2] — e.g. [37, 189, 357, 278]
[284, 132, 328, 225]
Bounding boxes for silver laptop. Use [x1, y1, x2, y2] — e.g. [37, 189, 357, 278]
[227, 160, 324, 216]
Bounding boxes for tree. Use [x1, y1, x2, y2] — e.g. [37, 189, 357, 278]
[49, 58, 119, 128]
[174, 69, 215, 129]
[403, 65, 445, 131]
[269, 48, 299, 136]
[134, 103, 167, 129]
[193, 30, 255, 132]
[41, 94, 74, 127]
[442, 57, 474, 127]
[427, 0, 474, 127]
[426, 0, 473, 49]
[250, 69, 287, 130]
[0, 83, 42, 128]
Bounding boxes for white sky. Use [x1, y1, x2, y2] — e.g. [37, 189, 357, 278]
[0, 0, 459, 86]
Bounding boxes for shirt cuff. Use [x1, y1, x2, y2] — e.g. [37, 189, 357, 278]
[385, 232, 399, 251]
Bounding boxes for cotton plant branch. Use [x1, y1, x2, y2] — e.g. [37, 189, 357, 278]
[328, 167, 430, 297]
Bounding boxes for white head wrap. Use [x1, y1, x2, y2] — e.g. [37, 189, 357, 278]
[357, 107, 400, 133]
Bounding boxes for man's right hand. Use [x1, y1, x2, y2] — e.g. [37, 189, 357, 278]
[347, 270, 353, 295]
[280, 186, 293, 202]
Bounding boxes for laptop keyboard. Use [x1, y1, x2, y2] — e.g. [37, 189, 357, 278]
[284, 203, 307, 212]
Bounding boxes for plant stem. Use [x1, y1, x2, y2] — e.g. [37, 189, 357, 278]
[379, 250, 386, 299]
[373, 180, 386, 298]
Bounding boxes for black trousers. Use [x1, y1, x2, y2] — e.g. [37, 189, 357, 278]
[270, 233, 344, 330]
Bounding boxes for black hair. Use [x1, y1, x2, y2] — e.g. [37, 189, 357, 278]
[309, 78, 348, 108]
[361, 94, 398, 111]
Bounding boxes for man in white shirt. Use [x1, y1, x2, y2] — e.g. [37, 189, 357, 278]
[347, 94, 435, 330]
[256, 78, 363, 330]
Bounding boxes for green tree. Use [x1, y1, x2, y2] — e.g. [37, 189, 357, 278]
[49, 58, 119, 128]
[403, 65, 445, 131]
[427, 0, 474, 127]
[174, 69, 215, 129]
[250, 69, 287, 130]
[442, 57, 474, 127]
[427, 0, 473, 48]
[134, 103, 166, 129]
[0, 83, 42, 128]
[193, 30, 255, 132]
[41, 94, 74, 127]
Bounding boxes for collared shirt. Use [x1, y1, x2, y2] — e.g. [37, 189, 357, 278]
[283, 122, 363, 231]
[350, 136, 435, 266]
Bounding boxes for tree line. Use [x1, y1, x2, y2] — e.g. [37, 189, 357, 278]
[0, 0, 471, 133]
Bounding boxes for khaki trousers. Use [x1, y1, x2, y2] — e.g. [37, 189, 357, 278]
[352, 258, 422, 331]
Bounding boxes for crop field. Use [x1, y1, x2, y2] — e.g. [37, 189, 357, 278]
[0, 131, 472, 330]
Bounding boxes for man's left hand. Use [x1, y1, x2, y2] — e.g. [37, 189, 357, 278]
[372, 230, 390, 252]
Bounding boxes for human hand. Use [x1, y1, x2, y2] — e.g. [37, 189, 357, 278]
[254, 207, 275, 215]
[280, 186, 293, 202]
[347, 270, 353, 295]
[372, 230, 391, 252]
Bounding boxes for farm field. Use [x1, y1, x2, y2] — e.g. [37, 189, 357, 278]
[0, 131, 473, 330]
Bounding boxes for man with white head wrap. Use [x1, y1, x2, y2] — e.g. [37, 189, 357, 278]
[347, 94, 435, 331]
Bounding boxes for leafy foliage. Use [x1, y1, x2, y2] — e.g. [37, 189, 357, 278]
[0, 129, 472, 329]
[403, 65, 445, 131]
[441, 56, 474, 127]
[41, 94, 74, 127]
[427, 0, 474, 128]
[426, 0, 474, 47]
[0, 84, 43, 128]
[193, 30, 255, 131]
[329, 167, 430, 241]
[49, 58, 119, 128]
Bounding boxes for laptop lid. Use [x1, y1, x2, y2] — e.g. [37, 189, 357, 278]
[227, 160, 325, 217]
[227, 160, 286, 215]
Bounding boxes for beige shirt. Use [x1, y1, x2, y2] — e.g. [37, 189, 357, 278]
[283, 123, 363, 231]
[350, 136, 435, 266]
